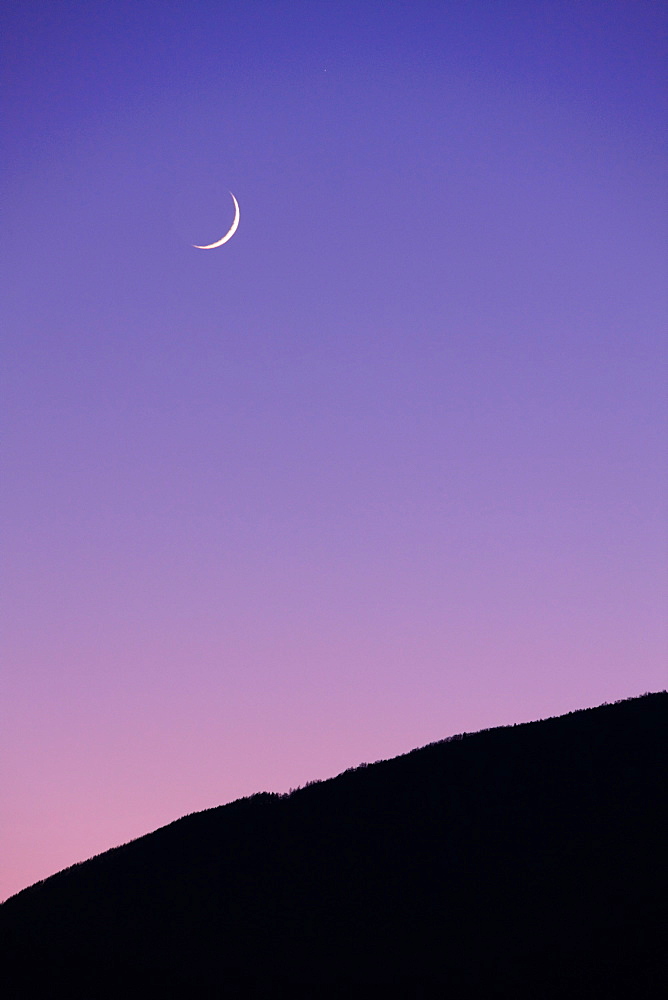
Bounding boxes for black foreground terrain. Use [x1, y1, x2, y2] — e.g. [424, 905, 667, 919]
[2, 692, 666, 998]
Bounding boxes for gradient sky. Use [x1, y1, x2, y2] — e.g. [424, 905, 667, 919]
[2, 0, 666, 901]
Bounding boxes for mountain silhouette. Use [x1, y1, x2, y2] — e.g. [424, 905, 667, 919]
[2, 692, 666, 997]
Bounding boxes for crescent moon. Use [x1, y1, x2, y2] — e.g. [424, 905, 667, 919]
[192, 192, 240, 249]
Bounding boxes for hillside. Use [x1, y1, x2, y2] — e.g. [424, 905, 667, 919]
[2, 693, 666, 997]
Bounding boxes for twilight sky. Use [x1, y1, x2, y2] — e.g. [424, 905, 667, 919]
[2, 1, 666, 901]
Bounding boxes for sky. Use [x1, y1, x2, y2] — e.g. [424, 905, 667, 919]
[2, 0, 666, 901]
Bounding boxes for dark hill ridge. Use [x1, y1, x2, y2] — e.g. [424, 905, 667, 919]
[2, 693, 666, 997]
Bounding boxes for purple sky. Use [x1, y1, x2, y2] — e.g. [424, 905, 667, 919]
[2, 1, 666, 901]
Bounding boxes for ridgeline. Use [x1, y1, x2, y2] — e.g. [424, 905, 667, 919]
[2, 692, 666, 997]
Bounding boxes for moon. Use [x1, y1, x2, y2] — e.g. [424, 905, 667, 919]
[192, 192, 240, 249]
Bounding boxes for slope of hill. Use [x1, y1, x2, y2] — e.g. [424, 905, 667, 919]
[2, 693, 666, 997]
